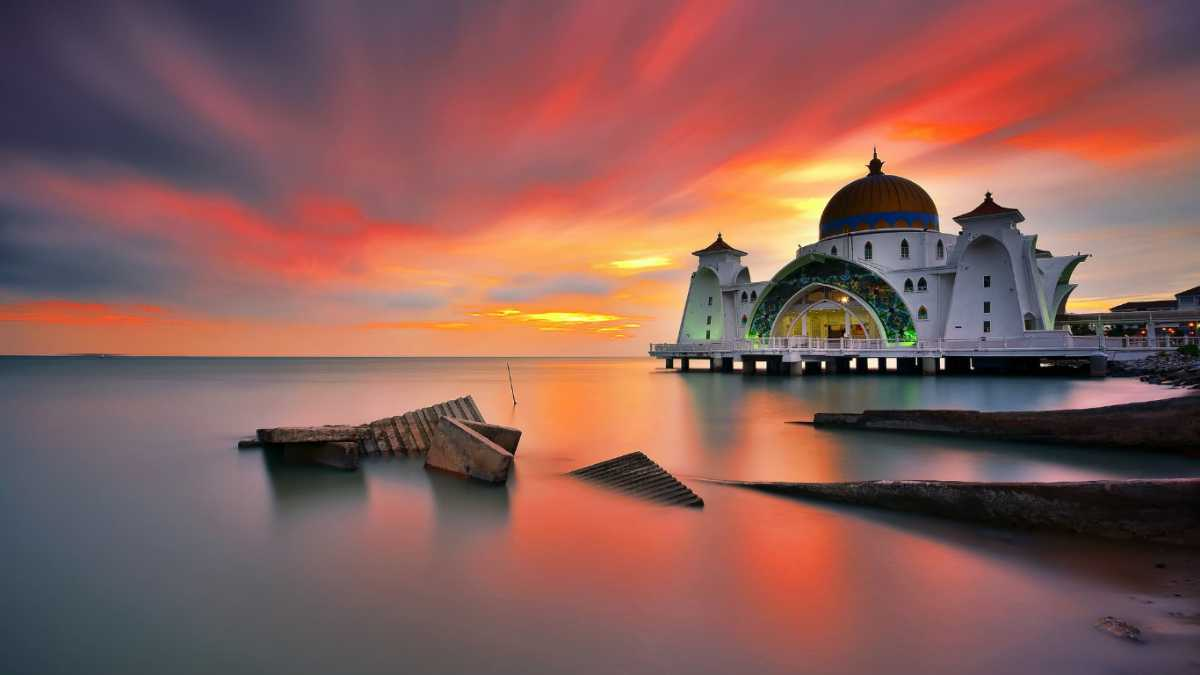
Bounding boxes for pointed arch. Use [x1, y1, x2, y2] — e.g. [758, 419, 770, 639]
[831, 245, 838, 256]
[903, 278, 914, 293]
[917, 277, 927, 292]
[741, 291, 748, 302]
[900, 239, 910, 259]
[917, 306, 928, 321]
[936, 240, 945, 259]
[863, 241, 873, 260]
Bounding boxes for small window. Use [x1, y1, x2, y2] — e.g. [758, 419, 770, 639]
[741, 315, 748, 324]
[831, 245, 838, 256]
[750, 291, 757, 302]
[983, 321, 992, 333]
[864, 241, 873, 260]
[917, 306, 928, 321]
[741, 291, 748, 302]
[904, 278, 914, 293]
[706, 315, 712, 325]
[707, 296, 713, 306]
[900, 239, 910, 259]
[1024, 313, 1035, 330]
[705, 329, 710, 340]
[983, 301, 991, 314]
[917, 277, 927, 292]
[983, 275, 991, 288]
[936, 240, 945, 259]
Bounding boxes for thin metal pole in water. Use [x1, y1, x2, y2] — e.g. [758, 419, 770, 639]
[506, 361, 517, 406]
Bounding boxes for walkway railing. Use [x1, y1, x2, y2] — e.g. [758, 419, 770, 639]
[649, 334, 1200, 355]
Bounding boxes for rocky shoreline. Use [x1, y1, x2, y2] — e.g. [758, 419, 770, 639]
[1110, 350, 1200, 388]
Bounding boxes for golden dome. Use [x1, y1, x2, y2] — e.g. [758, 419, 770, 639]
[818, 150, 938, 240]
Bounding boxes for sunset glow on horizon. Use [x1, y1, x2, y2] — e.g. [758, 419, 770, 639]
[2, 0, 1198, 355]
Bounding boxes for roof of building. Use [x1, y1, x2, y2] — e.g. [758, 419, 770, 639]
[1109, 300, 1177, 312]
[1176, 285, 1200, 298]
[953, 192, 1024, 223]
[692, 232, 747, 257]
[817, 150, 939, 240]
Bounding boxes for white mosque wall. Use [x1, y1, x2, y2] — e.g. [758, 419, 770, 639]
[676, 266, 725, 343]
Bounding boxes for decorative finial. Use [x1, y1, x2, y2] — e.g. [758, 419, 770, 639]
[867, 148, 884, 175]
[984, 191, 993, 202]
[717, 231, 723, 239]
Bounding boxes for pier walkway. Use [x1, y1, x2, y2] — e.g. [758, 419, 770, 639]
[649, 334, 1200, 375]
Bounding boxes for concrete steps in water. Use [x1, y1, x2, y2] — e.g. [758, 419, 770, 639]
[569, 451, 704, 507]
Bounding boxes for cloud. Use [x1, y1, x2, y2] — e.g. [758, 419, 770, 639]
[486, 274, 614, 302]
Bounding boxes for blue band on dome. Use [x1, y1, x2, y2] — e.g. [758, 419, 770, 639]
[820, 211, 940, 239]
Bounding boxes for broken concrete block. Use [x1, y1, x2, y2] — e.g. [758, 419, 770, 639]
[256, 425, 366, 444]
[425, 416, 514, 484]
[458, 420, 522, 455]
[276, 441, 361, 471]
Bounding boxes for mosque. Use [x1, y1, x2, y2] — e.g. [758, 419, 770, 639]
[673, 150, 1088, 350]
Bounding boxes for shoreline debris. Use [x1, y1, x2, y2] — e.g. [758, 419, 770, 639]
[248, 395, 521, 482]
[807, 395, 1200, 455]
[701, 477, 1200, 546]
[569, 451, 703, 507]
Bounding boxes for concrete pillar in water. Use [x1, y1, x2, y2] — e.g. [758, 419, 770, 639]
[665, 358, 674, 369]
[766, 356, 783, 375]
[680, 358, 690, 372]
[878, 357, 891, 373]
[945, 356, 970, 374]
[898, 358, 920, 374]
[780, 361, 793, 376]
[741, 358, 756, 375]
[854, 357, 870, 373]
[833, 357, 852, 374]
[803, 361, 822, 375]
[720, 357, 734, 373]
[921, 356, 938, 375]
[1089, 354, 1108, 377]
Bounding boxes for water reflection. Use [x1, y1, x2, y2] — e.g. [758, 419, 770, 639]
[261, 449, 368, 517]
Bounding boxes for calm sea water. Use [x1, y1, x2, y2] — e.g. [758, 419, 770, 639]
[2, 356, 1198, 674]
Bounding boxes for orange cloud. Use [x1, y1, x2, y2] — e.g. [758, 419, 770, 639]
[0, 300, 175, 326]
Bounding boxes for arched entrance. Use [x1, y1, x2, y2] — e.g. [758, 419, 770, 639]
[770, 284, 885, 339]
[747, 253, 916, 343]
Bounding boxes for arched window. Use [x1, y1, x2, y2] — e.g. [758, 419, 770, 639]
[750, 291, 757, 302]
[741, 315, 748, 325]
[917, 306, 928, 321]
[831, 245, 838, 256]
[741, 291, 748, 302]
[936, 240, 945, 259]
[1024, 313, 1036, 330]
[900, 239, 910, 259]
[917, 277, 927, 292]
[903, 278, 914, 293]
[863, 241, 873, 260]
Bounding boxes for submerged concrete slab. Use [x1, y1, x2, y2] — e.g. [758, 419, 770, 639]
[425, 416, 514, 483]
[568, 451, 703, 507]
[704, 477, 1200, 547]
[275, 441, 361, 471]
[257, 425, 366, 444]
[810, 395, 1200, 455]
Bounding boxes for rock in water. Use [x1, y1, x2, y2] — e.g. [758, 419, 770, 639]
[568, 451, 703, 507]
[1095, 616, 1143, 642]
[425, 417, 515, 483]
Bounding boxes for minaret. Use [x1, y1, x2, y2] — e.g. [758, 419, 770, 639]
[676, 233, 749, 343]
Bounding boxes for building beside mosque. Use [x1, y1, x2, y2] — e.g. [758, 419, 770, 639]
[674, 151, 1089, 347]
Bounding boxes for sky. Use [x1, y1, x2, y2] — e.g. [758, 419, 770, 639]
[1, 0, 1198, 356]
